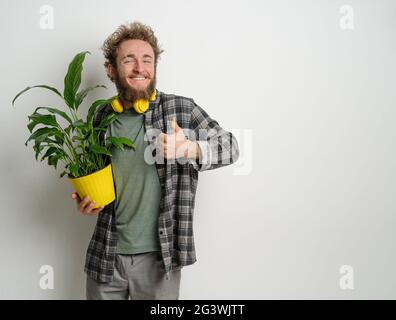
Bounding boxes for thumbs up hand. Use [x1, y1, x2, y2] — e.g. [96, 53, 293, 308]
[171, 117, 183, 135]
[159, 117, 200, 160]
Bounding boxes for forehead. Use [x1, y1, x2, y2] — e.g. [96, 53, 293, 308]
[117, 39, 154, 58]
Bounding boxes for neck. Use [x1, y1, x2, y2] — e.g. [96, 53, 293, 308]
[120, 97, 134, 110]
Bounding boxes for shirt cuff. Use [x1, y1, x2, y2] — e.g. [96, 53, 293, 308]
[189, 140, 211, 171]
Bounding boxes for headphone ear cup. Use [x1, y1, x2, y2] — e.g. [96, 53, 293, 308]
[111, 97, 124, 113]
[133, 89, 157, 113]
[133, 99, 149, 114]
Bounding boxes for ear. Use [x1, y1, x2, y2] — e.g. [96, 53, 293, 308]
[106, 64, 116, 82]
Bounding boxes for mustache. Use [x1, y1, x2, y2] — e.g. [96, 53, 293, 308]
[128, 72, 150, 78]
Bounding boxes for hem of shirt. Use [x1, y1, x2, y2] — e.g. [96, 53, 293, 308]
[116, 247, 161, 255]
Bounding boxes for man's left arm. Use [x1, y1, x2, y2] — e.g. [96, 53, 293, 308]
[187, 102, 240, 172]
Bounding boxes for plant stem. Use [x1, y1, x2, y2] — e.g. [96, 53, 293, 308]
[70, 107, 91, 173]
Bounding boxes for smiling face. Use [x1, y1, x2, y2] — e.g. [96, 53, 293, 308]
[107, 39, 156, 105]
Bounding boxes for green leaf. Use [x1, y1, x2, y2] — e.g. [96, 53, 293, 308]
[89, 144, 112, 157]
[83, 129, 92, 139]
[65, 124, 73, 135]
[72, 119, 89, 137]
[75, 85, 107, 108]
[48, 154, 62, 169]
[27, 113, 58, 133]
[68, 163, 80, 178]
[106, 136, 135, 150]
[60, 171, 68, 178]
[25, 127, 60, 146]
[54, 132, 65, 145]
[115, 137, 134, 148]
[72, 135, 84, 142]
[98, 113, 117, 128]
[40, 147, 59, 162]
[33, 141, 45, 161]
[42, 137, 58, 145]
[12, 85, 62, 106]
[87, 98, 113, 126]
[63, 51, 90, 109]
[33, 107, 73, 124]
[72, 119, 85, 128]
[106, 138, 124, 151]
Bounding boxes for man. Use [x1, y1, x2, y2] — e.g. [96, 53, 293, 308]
[71, 21, 239, 300]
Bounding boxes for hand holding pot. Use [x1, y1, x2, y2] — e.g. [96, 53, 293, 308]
[72, 192, 104, 215]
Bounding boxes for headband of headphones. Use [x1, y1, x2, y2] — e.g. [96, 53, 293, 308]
[110, 90, 157, 114]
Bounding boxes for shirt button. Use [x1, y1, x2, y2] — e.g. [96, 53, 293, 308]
[159, 230, 163, 235]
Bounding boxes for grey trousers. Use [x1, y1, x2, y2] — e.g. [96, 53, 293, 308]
[86, 252, 181, 300]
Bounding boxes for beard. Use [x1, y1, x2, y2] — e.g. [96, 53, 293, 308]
[113, 70, 156, 103]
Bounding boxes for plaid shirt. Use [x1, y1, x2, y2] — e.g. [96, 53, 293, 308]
[84, 90, 240, 282]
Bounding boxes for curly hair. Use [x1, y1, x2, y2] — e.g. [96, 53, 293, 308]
[102, 21, 164, 69]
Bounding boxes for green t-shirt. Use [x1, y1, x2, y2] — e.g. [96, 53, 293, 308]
[106, 108, 162, 254]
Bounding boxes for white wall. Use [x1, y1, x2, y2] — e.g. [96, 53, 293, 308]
[1, 0, 395, 299]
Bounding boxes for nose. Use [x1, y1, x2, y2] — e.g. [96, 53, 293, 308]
[133, 59, 144, 73]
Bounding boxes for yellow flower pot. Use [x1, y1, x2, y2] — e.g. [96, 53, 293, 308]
[69, 164, 115, 209]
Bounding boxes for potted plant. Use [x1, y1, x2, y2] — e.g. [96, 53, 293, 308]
[12, 51, 134, 208]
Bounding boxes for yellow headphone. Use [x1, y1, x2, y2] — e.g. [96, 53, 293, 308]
[110, 90, 157, 114]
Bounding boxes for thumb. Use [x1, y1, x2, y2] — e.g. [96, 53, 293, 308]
[171, 117, 182, 133]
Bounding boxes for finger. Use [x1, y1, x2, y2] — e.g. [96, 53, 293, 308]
[83, 201, 97, 215]
[163, 148, 175, 160]
[82, 195, 91, 205]
[160, 140, 167, 148]
[71, 192, 81, 202]
[175, 117, 183, 133]
[159, 133, 169, 143]
[171, 117, 181, 133]
[162, 141, 174, 154]
[170, 117, 177, 134]
[90, 206, 105, 215]
[159, 133, 170, 143]
[78, 195, 91, 211]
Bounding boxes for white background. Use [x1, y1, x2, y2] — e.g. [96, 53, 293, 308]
[0, 0, 395, 299]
